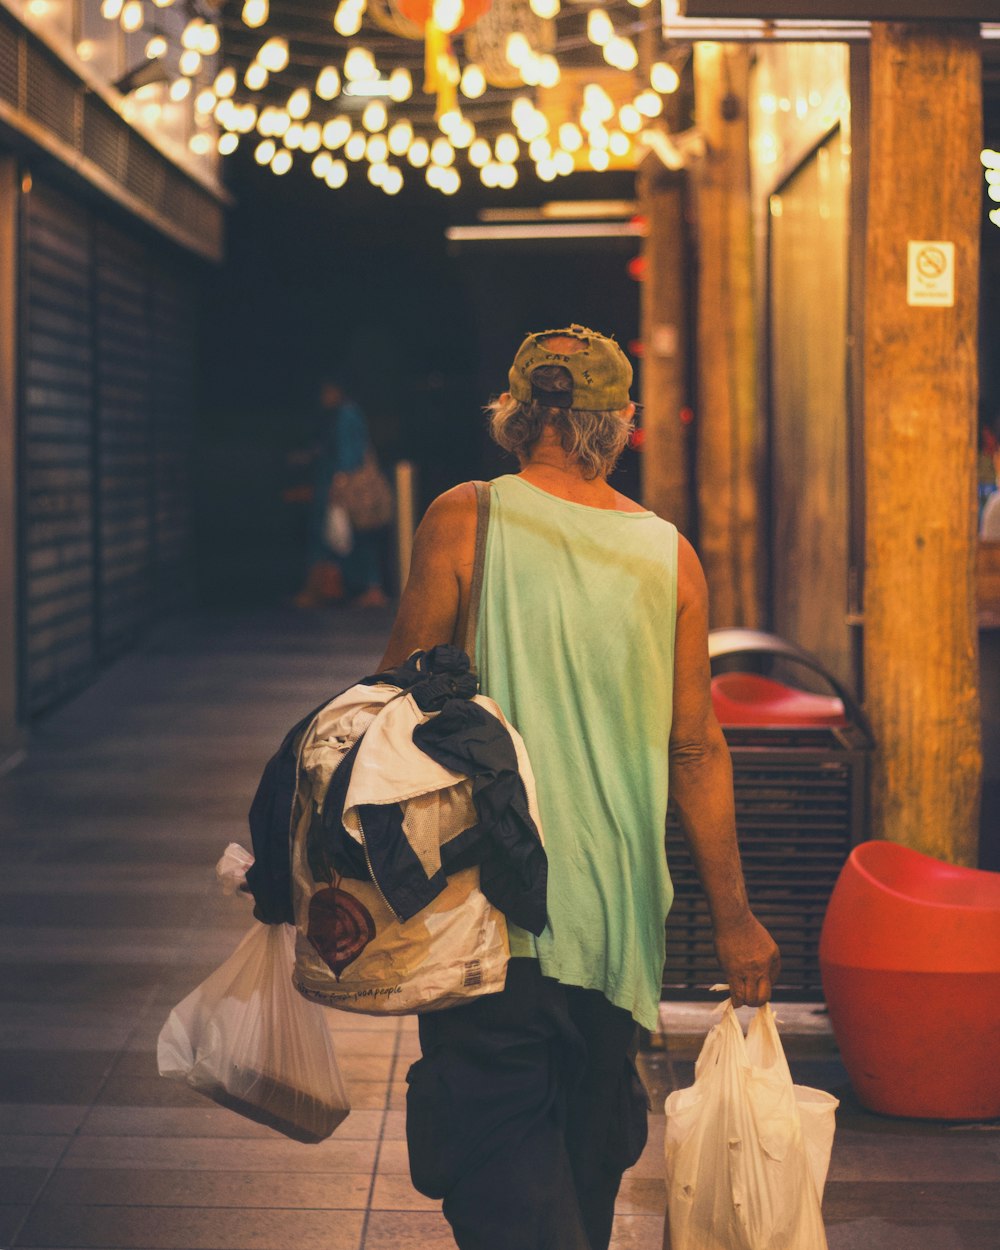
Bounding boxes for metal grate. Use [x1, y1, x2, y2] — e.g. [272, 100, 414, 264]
[664, 735, 867, 1000]
[81, 95, 126, 184]
[0, 19, 17, 107]
[24, 43, 77, 147]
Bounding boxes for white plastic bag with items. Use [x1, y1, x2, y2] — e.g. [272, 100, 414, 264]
[157, 921, 350, 1143]
[663, 1000, 838, 1250]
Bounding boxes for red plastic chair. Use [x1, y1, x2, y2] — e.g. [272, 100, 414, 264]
[820, 840, 1000, 1119]
[711, 672, 848, 728]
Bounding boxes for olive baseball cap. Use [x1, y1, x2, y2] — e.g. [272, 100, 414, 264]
[508, 323, 633, 411]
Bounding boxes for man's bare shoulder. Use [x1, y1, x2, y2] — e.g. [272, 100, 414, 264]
[676, 532, 708, 616]
[420, 481, 479, 537]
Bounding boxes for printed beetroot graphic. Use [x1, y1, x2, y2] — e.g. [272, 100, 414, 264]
[307, 885, 377, 978]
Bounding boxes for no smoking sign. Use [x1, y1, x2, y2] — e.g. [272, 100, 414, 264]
[907, 240, 955, 307]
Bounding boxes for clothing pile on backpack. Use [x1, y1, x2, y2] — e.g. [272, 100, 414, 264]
[245, 645, 548, 1014]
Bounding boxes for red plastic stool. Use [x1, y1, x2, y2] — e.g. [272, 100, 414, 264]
[711, 672, 848, 727]
[820, 840, 1000, 1119]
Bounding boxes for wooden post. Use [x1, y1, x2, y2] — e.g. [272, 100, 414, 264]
[863, 22, 982, 864]
[692, 43, 760, 627]
[639, 162, 691, 533]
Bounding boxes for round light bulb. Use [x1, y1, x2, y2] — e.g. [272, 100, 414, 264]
[121, 1, 144, 32]
[218, 133, 239, 155]
[433, 0, 463, 33]
[497, 163, 518, 188]
[511, 96, 535, 128]
[438, 108, 462, 135]
[452, 120, 474, 148]
[101, 0, 123, 18]
[559, 122, 582, 152]
[528, 137, 551, 162]
[316, 66, 341, 100]
[407, 137, 430, 167]
[345, 132, 366, 161]
[333, 0, 363, 36]
[460, 64, 486, 99]
[538, 55, 560, 88]
[586, 9, 613, 47]
[312, 152, 333, 178]
[430, 136, 455, 166]
[269, 110, 290, 136]
[181, 17, 203, 48]
[468, 138, 490, 167]
[495, 133, 519, 164]
[242, 0, 268, 27]
[382, 166, 404, 195]
[178, 49, 202, 76]
[588, 147, 609, 171]
[287, 87, 311, 119]
[214, 67, 237, 97]
[552, 149, 574, 176]
[529, 0, 559, 16]
[245, 62, 268, 90]
[609, 130, 630, 157]
[215, 98, 237, 129]
[366, 133, 389, 163]
[344, 47, 376, 82]
[651, 62, 680, 94]
[189, 133, 212, 156]
[327, 161, 348, 188]
[258, 36, 289, 73]
[362, 99, 388, 131]
[387, 120, 413, 155]
[145, 35, 167, 59]
[619, 104, 642, 133]
[505, 33, 531, 69]
[271, 148, 293, 175]
[388, 67, 412, 102]
[195, 89, 217, 115]
[255, 138, 276, 164]
[169, 78, 191, 101]
[323, 116, 351, 148]
[368, 162, 387, 186]
[284, 123, 304, 149]
[536, 157, 557, 181]
[521, 56, 542, 87]
[439, 167, 460, 195]
[301, 122, 322, 152]
[635, 89, 663, 118]
[199, 24, 220, 55]
[604, 36, 638, 71]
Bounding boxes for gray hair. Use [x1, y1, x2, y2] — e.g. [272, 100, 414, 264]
[486, 366, 634, 480]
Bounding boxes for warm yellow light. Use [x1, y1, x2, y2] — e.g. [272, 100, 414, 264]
[519, 112, 548, 141]
[528, 137, 551, 162]
[619, 104, 642, 133]
[604, 36, 637, 72]
[552, 149, 574, 176]
[388, 120, 413, 155]
[179, 49, 202, 76]
[121, 0, 144, 31]
[369, 162, 388, 186]
[439, 167, 460, 195]
[609, 130, 630, 157]
[651, 62, 680, 94]
[584, 83, 615, 122]
[529, 0, 559, 16]
[635, 89, 663, 118]
[388, 68, 413, 102]
[169, 78, 192, 101]
[495, 133, 519, 164]
[431, 136, 455, 166]
[245, 62, 269, 90]
[101, 0, 123, 18]
[981, 148, 1000, 170]
[145, 35, 168, 59]
[218, 133, 240, 155]
[269, 109, 291, 136]
[407, 137, 430, 167]
[481, 162, 500, 188]
[461, 63, 486, 99]
[505, 33, 531, 69]
[215, 98, 237, 129]
[77, 39, 96, 61]
[497, 163, 517, 188]
[433, 0, 464, 33]
[538, 55, 560, 88]
[312, 152, 333, 178]
[366, 133, 389, 163]
[426, 164, 444, 189]
[511, 96, 534, 129]
[271, 148, 293, 175]
[316, 66, 341, 100]
[199, 24, 220, 55]
[301, 122, 322, 152]
[189, 132, 212, 156]
[382, 166, 404, 195]
[181, 17, 203, 48]
[520, 55, 542, 88]
[258, 36, 289, 73]
[323, 116, 352, 148]
[587, 8, 613, 47]
[285, 123, 304, 150]
[243, 0, 268, 27]
[345, 132, 367, 161]
[362, 100, 388, 131]
[344, 47, 377, 82]
[559, 122, 583, 152]
[195, 89, 217, 115]
[588, 125, 609, 150]
[588, 148, 609, 171]
[468, 138, 491, 167]
[327, 160, 348, 188]
[628, 0, 652, 7]
[452, 120, 475, 148]
[333, 0, 364, 36]
[439, 109, 463, 135]
[214, 68, 237, 97]
[536, 157, 557, 181]
[286, 87, 310, 119]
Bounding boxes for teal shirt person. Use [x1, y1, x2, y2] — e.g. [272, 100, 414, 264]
[477, 474, 678, 1031]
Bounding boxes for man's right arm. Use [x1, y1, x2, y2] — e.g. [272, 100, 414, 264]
[668, 535, 781, 1007]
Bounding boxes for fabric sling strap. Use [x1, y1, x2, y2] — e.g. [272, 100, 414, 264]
[463, 480, 491, 664]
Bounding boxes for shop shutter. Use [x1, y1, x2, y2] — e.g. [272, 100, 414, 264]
[20, 182, 97, 716]
[93, 220, 153, 660]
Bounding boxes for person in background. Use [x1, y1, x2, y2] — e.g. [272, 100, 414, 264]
[377, 324, 780, 1250]
[980, 423, 1000, 541]
[293, 379, 389, 609]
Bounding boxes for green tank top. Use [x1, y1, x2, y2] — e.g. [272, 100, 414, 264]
[476, 474, 678, 1030]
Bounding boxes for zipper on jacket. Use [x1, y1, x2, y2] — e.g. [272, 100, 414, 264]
[355, 808, 402, 922]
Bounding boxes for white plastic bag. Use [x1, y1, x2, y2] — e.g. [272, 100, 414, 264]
[664, 1001, 838, 1250]
[324, 501, 353, 556]
[157, 922, 350, 1143]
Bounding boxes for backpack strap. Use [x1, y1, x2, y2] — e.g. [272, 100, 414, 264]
[464, 480, 492, 665]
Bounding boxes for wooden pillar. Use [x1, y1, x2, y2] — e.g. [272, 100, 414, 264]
[692, 43, 759, 628]
[863, 22, 982, 864]
[639, 162, 691, 533]
[0, 157, 21, 757]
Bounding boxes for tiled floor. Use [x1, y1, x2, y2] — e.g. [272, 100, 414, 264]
[1, 608, 998, 1250]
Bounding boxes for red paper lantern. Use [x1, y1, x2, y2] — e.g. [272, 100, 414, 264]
[396, 0, 491, 33]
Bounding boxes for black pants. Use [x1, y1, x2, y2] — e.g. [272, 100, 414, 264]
[405, 959, 650, 1250]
